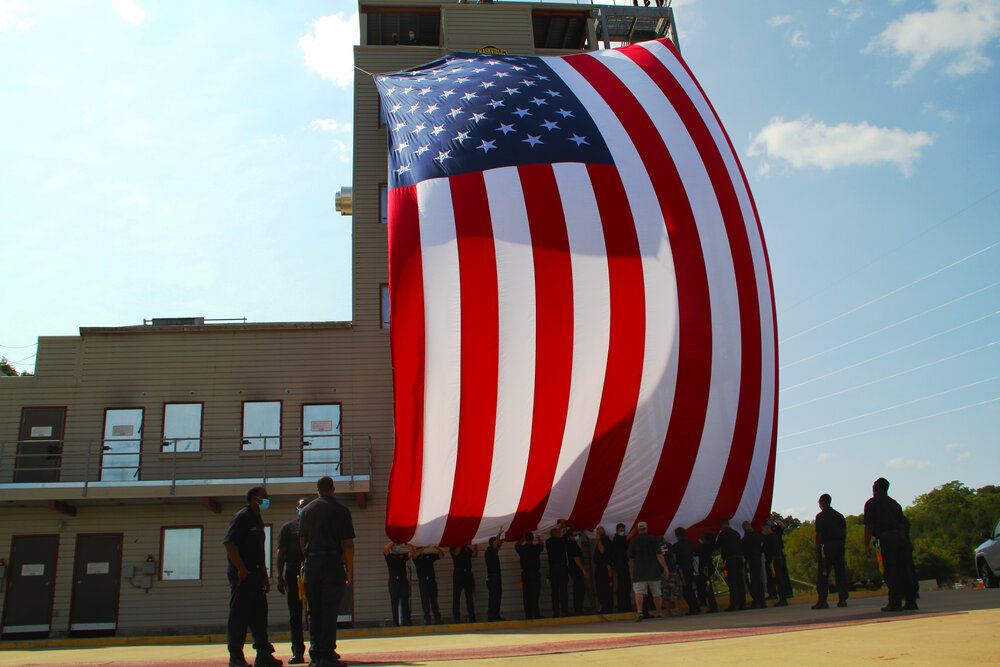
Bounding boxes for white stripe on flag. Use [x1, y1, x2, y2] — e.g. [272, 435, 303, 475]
[415, 177, 462, 546]
[476, 167, 538, 541]
[540, 162, 611, 528]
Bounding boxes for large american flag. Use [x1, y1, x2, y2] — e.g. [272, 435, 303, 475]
[376, 38, 777, 547]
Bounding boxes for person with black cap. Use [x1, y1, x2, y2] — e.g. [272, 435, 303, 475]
[224, 486, 281, 667]
[813, 493, 848, 609]
[627, 520, 667, 622]
[276, 498, 309, 664]
[864, 477, 917, 611]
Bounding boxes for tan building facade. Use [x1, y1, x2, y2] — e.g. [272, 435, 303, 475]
[0, 0, 675, 638]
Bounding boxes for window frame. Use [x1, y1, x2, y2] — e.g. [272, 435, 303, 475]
[380, 283, 390, 329]
[161, 402, 204, 453]
[159, 525, 204, 581]
[379, 183, 388, 224]
[241, 400, 283, 451]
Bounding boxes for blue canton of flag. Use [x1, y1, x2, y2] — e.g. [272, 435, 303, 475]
[375, 53, 613, 188]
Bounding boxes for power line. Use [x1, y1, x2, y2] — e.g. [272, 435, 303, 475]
[780, 308, 1000, 394]
[780, 278, 1000, 370]
[783, 184, 1000, 314]
[780, 339, 1000, 411]
[0, 342, 37, 349]
[780, 374, 1000, 439]
[780, 237, 1000, 345]
[10, 354, 36, 364]
[777, 395, 1000, 454]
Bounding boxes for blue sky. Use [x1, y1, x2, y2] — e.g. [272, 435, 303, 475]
[2, 0, 998, 523]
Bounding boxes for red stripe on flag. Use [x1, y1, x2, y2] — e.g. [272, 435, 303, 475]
[386, 185, 426, 543]
[619, 44, 763, 526]
[563, 52, 713, 534]
[439, 171, 501, 547]
[506, 164, 574, 539]
[566, 163, 645, 529]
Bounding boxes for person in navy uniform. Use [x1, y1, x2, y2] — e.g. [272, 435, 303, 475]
[696, 531, 719, 613]
[611, 522, 633, 612]
[741, 521, 766, 609]
[762, 522, 790, 607]
[592, 526, 614, 614]
[276, 498, 308, 664]
[565, 528, 590, 615]
[413, 545, 444, 624]
[223, 486, 281, 667]
[451, 544, 478, 623]
[717, 519, 746, 612]
[672, 527, 700, 615]
[384, 541, 413, 626]
[546, 521, 570, 618]
[813, 494, 849, 609]
[299, 476, 355, 667]
[484, 528, 507, 621]
[864, 477, 917, 612]
[515, 532, 544, 619]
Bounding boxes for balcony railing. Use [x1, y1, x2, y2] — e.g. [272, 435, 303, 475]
[0, 435, 373, 499]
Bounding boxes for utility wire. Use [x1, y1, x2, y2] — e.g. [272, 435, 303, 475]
[780, 308, 1000, 394]
[0, 342, 37, 349]
[783, 184, 1000, 314]
[11, 354, 36, 364]
[780, 237, 1000, 345]
[780, 339, 1000, 411]
[777, 395, 1000, 453]
[780, 374, 1000, 439]
[780, 278, 1000, 370]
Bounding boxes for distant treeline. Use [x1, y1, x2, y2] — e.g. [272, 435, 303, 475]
[780, 481, 1000, 586]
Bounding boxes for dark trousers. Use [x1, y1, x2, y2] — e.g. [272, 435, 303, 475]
[487, 576, 502, 620]
[521, 570, 542, 619]
[745, 555, 765, 608]
[724, 556, 746, 609]
[452, 570, 475, 622]
[549, 567, 569, 617]
[767, 556, 792, 601]
[304, 553, 346, 661]
[418, 576, 442, 623]
[817, 541, 848, 603]
[594, 564, 613, 613]
[569, 568, 585, 614]
[227, 569, 272, 661]
[614, 563, 632, 612]
[696, 571, 718, 612]
[283, 567, 305, 659]
[388, 575, 410, 626]
[679, 566, 699, 613]
[879, 530, 915, 606]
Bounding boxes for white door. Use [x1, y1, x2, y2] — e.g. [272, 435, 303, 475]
[102, 408, 143, 481]
[302, 404, 341, 478]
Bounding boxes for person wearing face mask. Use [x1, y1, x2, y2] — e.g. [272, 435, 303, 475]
[592, 526, 614, 614]
[384, 541, 413, 626]
[565, 528, 589, 615]
[611, 522, 633, 613]
[276, 498, 309, 664]
[406, 28, 417, 45]
[223, 486, 281, 667]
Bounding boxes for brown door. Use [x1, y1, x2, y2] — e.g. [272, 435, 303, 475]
[15, 407, 65, 482]
[1, 535, 59, 637]
[69, 535, 123, 635]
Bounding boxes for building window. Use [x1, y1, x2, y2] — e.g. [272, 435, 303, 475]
[532, 10, 589, 50]
[303, 404, 342, 477]
[161, 526, 202, 580]
[380, 183, 388, 224]
[102, 408, 143, 481]
[242, 401, 281, 450]
[162, 403, 202, 452]
[364, 6, 441, 46]
[380, 284, 390, 329]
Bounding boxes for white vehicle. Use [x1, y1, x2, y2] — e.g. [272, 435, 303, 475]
[975, 517, 1000, 588]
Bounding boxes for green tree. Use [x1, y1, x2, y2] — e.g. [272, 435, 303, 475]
[906, 481, 1000, 579]
[1, 356, 18, 376]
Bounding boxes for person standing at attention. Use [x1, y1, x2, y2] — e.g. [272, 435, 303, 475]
[813, 493, 849, 609]
[276, 498, 309, 664]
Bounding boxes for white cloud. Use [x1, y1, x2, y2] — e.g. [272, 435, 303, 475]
[768, 15, 792, 27]
[791, 30, 812, 48]
[748, 116, 933, 176]
[0, 0, 38, 37]
[817, 452, 834, 464]
[865, 0, 1000, 84]
[887, 457, 933, 470]
[300, 12, 360, 87]
[945, 441, 973, 462]
[830, 0, 864, 22]
[309, 119, 353, 133]
[111, 0, 146, 27]
[922, 101, 956, 121]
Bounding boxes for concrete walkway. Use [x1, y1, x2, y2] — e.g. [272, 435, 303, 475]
[0, 590, 997, 665]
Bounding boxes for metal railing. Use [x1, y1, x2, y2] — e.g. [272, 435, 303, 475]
[0, 434, 373, 496]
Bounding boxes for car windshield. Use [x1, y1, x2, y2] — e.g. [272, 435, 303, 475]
[994, 517, 1000, 539]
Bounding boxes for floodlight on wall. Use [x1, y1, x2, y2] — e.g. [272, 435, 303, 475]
[335, 186, 352, 216]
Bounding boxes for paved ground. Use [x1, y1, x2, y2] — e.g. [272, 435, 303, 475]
[0, 590, 997, 666]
